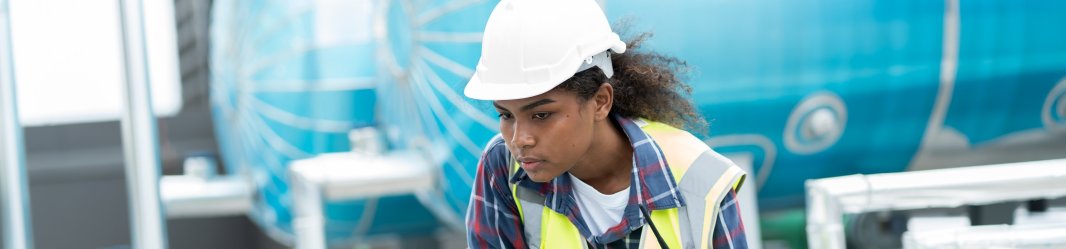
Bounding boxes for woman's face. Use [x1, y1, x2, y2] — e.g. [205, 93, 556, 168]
[493, 88, 597, 182]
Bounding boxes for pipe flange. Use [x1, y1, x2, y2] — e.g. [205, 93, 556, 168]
[1043, 76, 1066, 132]
[784, 91, 847, 155]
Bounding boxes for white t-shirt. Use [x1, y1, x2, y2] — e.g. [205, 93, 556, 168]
[569, 174, 630, 236]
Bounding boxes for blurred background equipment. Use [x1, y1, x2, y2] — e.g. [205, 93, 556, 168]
[806, 158, 1066, 249]
[1, 0, 1065, 248]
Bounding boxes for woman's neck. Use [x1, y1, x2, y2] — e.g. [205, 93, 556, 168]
[569, 117, 633, 194]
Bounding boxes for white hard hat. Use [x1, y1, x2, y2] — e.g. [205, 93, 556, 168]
[463, 0, 627, 101]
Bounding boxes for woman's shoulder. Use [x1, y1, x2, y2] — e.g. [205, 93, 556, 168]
[638, 119, 725, 180]
[479, 134, 513, 172]
[638, 119, 712, 154]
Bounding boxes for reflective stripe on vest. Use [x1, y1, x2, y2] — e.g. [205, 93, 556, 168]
[509, 119, 746, 249]
[512, 174, 589, 249]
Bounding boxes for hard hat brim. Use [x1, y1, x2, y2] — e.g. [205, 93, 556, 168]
[463, 72, 562, 101]
[464, 40, 626, 101]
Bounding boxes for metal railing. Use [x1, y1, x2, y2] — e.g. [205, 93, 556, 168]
[0, 0, 33, 247]
[117, 0, 168, 247]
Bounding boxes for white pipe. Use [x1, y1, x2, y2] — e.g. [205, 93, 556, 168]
[807, 158, 1066, 249]
[904, 223, 1066, 249]
[289, 150, 436, 248]
[292, 173, 327, 249]
[117, 0, 168, 247]
[160, 175, 253, 218]
[0, 0, 33, 247]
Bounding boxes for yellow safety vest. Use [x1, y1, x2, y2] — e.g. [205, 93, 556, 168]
[509, 119, 746, 249]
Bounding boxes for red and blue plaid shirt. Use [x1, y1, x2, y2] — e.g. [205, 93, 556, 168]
[467, 115, 747, 248]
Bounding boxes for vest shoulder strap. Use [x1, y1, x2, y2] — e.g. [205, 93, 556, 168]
[636, 119, 713, 180]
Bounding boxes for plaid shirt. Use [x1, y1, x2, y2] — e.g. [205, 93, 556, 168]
[467, 115, 747, 249]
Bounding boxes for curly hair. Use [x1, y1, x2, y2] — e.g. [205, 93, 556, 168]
[557, 30, 707, 134]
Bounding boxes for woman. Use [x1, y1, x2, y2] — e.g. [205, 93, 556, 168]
[464, 0, 748, 248]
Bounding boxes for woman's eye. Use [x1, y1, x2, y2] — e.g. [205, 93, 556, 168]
[532, 112, 552, 120]
[498, 113, 513, 120]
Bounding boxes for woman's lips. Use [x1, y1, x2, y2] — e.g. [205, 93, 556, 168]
[519, 158, 544, 171]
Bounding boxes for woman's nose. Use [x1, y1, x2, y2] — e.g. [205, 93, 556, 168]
[510, 122, 535, 149]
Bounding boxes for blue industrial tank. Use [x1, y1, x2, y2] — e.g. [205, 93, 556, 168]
[209, 0, 1066, 245]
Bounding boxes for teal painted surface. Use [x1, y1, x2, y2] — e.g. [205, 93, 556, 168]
[605, 0, 945, 207]
[946, 0, 1066, 145]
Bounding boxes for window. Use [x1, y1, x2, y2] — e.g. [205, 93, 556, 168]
[10, 0, 182, 126]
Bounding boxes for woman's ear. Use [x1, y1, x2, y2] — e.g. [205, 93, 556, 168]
[592, 83, 613, 120]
